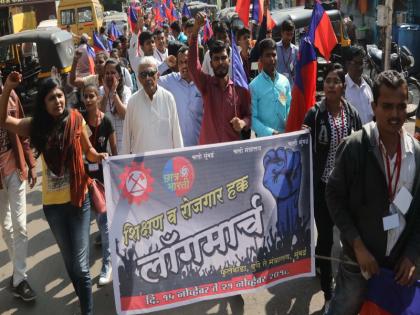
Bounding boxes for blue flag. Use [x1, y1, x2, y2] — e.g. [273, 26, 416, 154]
[182, 3, 192, 18]
[360, 268, 420, 315]
[231, 31, 249, 90]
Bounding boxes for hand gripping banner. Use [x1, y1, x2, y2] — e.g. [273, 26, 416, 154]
[103, 130, 314, 314]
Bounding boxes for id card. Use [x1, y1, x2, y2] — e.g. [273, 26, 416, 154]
[393, 186, 412, 215]
[251, 62, 259, 71]
[88, 163, 99, 172]
[383, 213, 399, 231]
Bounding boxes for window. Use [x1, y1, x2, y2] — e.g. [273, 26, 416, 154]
[77, 7, 93, 23]
[61, 9, 75, 25]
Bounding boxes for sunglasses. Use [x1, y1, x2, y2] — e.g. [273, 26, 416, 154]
[139, 70, 157, 78]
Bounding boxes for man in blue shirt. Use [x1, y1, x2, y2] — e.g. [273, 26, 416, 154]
[276, 20, 298, 87]
[159, 46, 203, 146]
[250, 38, 291, 137]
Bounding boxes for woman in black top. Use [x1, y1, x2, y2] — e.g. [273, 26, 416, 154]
[83, 84, 117, 286]
[303, 63, 362, 313]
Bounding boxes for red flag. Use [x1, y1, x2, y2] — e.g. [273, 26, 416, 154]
[285, 37, 317, 132]
[86, 44, 96, 75]
[308, 1, 337, 61]
[252, 0, 276, 30]
[203, 19, 213, 43]
[235, 0, 251, 26]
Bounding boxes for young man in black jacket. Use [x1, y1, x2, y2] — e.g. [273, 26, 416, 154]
[325, 70, 420, 315]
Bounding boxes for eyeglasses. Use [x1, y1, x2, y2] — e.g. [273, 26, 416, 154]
[139, 70, 157, 78]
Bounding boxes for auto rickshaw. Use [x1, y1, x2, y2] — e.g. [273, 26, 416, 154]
[0, 28, 75, 114]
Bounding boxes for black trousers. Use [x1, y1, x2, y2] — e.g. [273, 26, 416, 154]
[314, 181, 334, 301]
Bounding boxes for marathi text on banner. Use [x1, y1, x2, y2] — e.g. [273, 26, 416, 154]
[103, 130, 314, 314]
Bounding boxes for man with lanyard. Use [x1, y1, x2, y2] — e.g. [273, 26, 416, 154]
[325, 70, 420, 315]
[158, 46, 203, 147]
[250, 38, 291, 137]
[276, 19, 298, 88]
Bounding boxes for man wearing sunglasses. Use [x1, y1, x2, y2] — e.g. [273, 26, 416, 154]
[122, 57, 183, 155]
[188, 12, 251, 145]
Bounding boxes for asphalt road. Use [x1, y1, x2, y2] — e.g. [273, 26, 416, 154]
[0, 119, 415, 315]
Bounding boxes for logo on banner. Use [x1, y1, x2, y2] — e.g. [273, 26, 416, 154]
[119, 161, 154, 204]
[162, 156, 195, 196]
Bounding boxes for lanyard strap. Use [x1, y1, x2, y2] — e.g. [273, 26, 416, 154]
[380, 137, 402, 201]
[281, 46, 292, 74]
[91, 111, 101, 148]
[331, 107, 345, 143]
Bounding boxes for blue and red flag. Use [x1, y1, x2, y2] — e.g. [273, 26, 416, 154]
[285, 1, 337, 132]
[360, 268, 420, 315]
[127, 5, 141, 32]
[93, 31, 109, 53]
[308, 0, 337, 61]
[108, 21, 122, 41]
[237, 0, 275, 30]
[231, 30, 249, 90]
[171, 6, 180, 21]
[182, 2, 192, 18]
[285, 36, 317, 132]
[86, 44, 96, 74]
[203, 18, 213, 44]
[163, 3, 175, 22]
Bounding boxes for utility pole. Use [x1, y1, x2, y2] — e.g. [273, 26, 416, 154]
[383, 0, 394, 70]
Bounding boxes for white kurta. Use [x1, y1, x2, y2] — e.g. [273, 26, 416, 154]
[122, 86, 184, 155]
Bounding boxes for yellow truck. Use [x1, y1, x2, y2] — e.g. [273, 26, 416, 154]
[57, 0, 104, 42]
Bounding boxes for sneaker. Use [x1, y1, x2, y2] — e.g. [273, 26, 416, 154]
[98, 265, 112, 286]
[12, 280, 36, 302]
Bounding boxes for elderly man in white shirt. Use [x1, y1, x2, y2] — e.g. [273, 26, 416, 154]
[122, 57, 183, 155]
[345, 46, 374, 125]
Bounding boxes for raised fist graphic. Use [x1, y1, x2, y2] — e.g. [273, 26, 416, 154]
[263, 148, 302, 244]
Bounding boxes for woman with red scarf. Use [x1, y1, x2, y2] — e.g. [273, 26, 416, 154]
[0, 72, 107, 315]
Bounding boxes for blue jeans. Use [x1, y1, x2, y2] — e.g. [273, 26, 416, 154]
[43, 195, 93, 315]
[326, 262, 368, 315]
[96, 212, 110, 271]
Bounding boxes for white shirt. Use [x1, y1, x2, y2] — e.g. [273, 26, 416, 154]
[121, 67, 133, 92]
[99, 85, 132, 153]
[122, 86, 184, 155]
[153, 48, 168, 64]
[345, 74, 374, 125]
[372, 122, 416, 256]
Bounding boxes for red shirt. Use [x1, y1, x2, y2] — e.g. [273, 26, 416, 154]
[188, 35, 251, 145]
